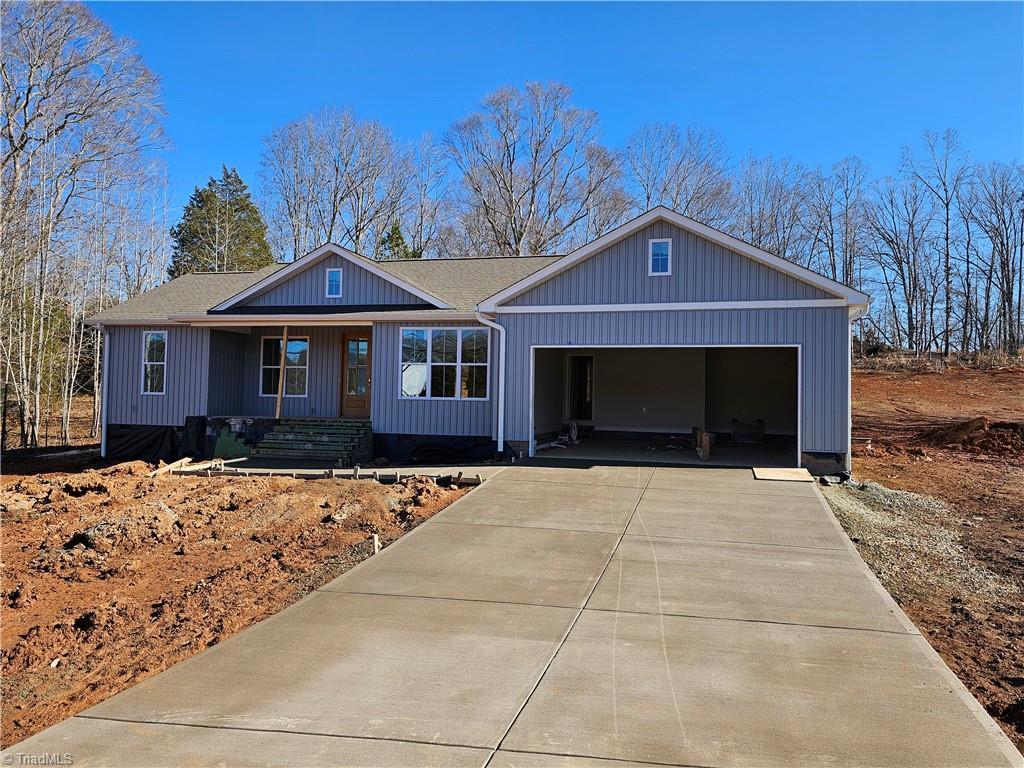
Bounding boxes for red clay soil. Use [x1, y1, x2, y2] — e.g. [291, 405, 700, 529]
[0, 462, 467, 748]
[850, 367, 1023, 747]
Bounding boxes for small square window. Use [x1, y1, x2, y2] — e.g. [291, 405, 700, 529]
[325, 268, 343, 298]
[649, 239, 672, 276]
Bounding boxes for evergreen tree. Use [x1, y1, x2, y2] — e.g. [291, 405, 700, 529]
[169, 166, 273, 276]
[378, 220, 421, 260]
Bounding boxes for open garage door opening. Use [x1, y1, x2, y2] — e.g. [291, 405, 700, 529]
[531, 346, 799, 467]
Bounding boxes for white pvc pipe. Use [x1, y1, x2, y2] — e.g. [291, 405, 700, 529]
[100, 325, 109, 458]
[475, 312, 505, 452]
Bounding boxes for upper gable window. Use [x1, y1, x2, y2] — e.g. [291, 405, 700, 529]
[648, 238, 672, 276]
[325, 268, 343, 298]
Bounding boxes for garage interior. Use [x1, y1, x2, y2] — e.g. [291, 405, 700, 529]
[532, 346, 799, 467]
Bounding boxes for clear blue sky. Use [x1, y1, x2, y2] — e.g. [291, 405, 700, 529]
[90, 1, 1023, 219]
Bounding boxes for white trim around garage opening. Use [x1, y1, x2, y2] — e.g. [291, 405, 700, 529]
[528, 343, 803, 467]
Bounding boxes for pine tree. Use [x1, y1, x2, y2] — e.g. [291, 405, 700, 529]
[378, 220, 421, 260]
[169, 166, 273, 276]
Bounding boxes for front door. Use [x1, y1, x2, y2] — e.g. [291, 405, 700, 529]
[342, 332, 371, 418]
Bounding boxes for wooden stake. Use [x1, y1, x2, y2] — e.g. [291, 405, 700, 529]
[372, 533, 380, 554]
[274, 325, 289, 420]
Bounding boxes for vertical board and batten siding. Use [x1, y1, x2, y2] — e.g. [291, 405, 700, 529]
[499, 308, 850, 453]
[238, 326, 346, 418]
[206, 330, 246, 415]
[507, 221, 832, 306]
[371, 321, 496, 438]
[242, 253, 430, 307]
[106, 326, 210, 426]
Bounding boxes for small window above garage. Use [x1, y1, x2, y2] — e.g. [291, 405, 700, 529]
[648, 238, 671, 276]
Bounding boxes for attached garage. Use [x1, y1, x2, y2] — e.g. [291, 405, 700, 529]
[531, 345, 799, 466]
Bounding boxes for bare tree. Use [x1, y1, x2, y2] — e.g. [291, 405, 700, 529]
[803, 157, 868, 286]
[903, 130, 971, 355]
[865, 175, 938, 353]
[260, 108, 411, 260]
[969, 162, 1024, 354]
[1, 0, 163, 447]
[624, 123, 732, 226]
[732, 155, 809, 263]
[446, 82, 620, 257]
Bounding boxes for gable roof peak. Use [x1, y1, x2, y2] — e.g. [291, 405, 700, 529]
[477, 205, 870, 310]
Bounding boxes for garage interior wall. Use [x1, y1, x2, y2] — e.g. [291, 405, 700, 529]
[705, 348, 797, 435]
[533, 346, 796, 438]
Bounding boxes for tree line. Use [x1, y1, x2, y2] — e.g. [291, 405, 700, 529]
[2, 1, 1021, 449]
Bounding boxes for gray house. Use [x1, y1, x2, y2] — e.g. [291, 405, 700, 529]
[88, 207, 869, 470]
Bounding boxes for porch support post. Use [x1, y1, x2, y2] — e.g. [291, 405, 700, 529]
[275, 325, 289, 420]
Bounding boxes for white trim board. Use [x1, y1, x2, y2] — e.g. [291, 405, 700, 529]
[210, 243, 451, 311]
[496, 299, 849, 314]
[479, 206, 871, 311]
[168, 310, 479, 326]
[527, 343, 803, 468]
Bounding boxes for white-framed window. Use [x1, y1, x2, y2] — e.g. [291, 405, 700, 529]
[400, 327, 489, 400]
[648, 238, 672, 276]
[260, 336, 309, 397]
[325, 268, 343, 298]
[141, 330, 167, 395]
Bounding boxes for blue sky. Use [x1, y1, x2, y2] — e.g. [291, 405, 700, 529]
[90, 1, 1023, 218]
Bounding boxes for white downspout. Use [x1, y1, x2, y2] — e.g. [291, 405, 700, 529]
[475, 311, 505, 453]
[100, 325, 109, 458]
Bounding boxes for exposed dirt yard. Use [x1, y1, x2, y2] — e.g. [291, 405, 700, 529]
[0, 461, 468, 748]
[827, 367, 1023, 749]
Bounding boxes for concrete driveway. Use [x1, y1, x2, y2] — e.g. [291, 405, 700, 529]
[8, 466, 1021, 767]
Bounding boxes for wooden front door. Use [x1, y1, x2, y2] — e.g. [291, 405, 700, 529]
[341, 332, 371, 418]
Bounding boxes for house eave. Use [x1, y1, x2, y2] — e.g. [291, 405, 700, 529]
[169, 310, 479, 326]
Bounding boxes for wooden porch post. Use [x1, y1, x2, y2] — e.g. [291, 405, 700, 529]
[275, 325, 289, 420]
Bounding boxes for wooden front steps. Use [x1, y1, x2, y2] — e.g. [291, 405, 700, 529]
[251, 418, 373, 466]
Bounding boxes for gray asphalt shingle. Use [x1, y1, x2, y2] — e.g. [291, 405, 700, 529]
[87, 256, 559, 323]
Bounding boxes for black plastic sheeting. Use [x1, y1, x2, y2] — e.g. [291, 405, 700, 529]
[106, 425, 184, 464]
[183, 416, 209, 459]
[374, 433, 497, 464]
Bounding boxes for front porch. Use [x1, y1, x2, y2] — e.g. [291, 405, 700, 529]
[205, 416, 373, 466]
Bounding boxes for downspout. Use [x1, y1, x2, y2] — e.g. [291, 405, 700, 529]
[100, 325, 109, 458]
[475, 311, 505, 453]
[847, 303, 869, 473]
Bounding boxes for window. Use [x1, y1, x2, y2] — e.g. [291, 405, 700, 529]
[648, 238, 672, 276]
[142, 331, 167, 394]
[400, 328, 488, 400]
[325, 268, 343, 298]
[260, 337, 309, 397]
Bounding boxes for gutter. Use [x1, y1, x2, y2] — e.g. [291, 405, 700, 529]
[100, 325, 109, 458]
[474, 311, 505, 453]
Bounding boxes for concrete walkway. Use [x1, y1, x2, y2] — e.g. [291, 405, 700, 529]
[8, 466, 1021, 767]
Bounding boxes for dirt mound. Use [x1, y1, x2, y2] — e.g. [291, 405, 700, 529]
[915, 416, 1024, 455]
[0, 462, 468, 747]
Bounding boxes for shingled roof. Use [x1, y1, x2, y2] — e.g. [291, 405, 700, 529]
[377, 255, 560, 310]
[88, 264, 286, 323]
[87, 255, 560, 323]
